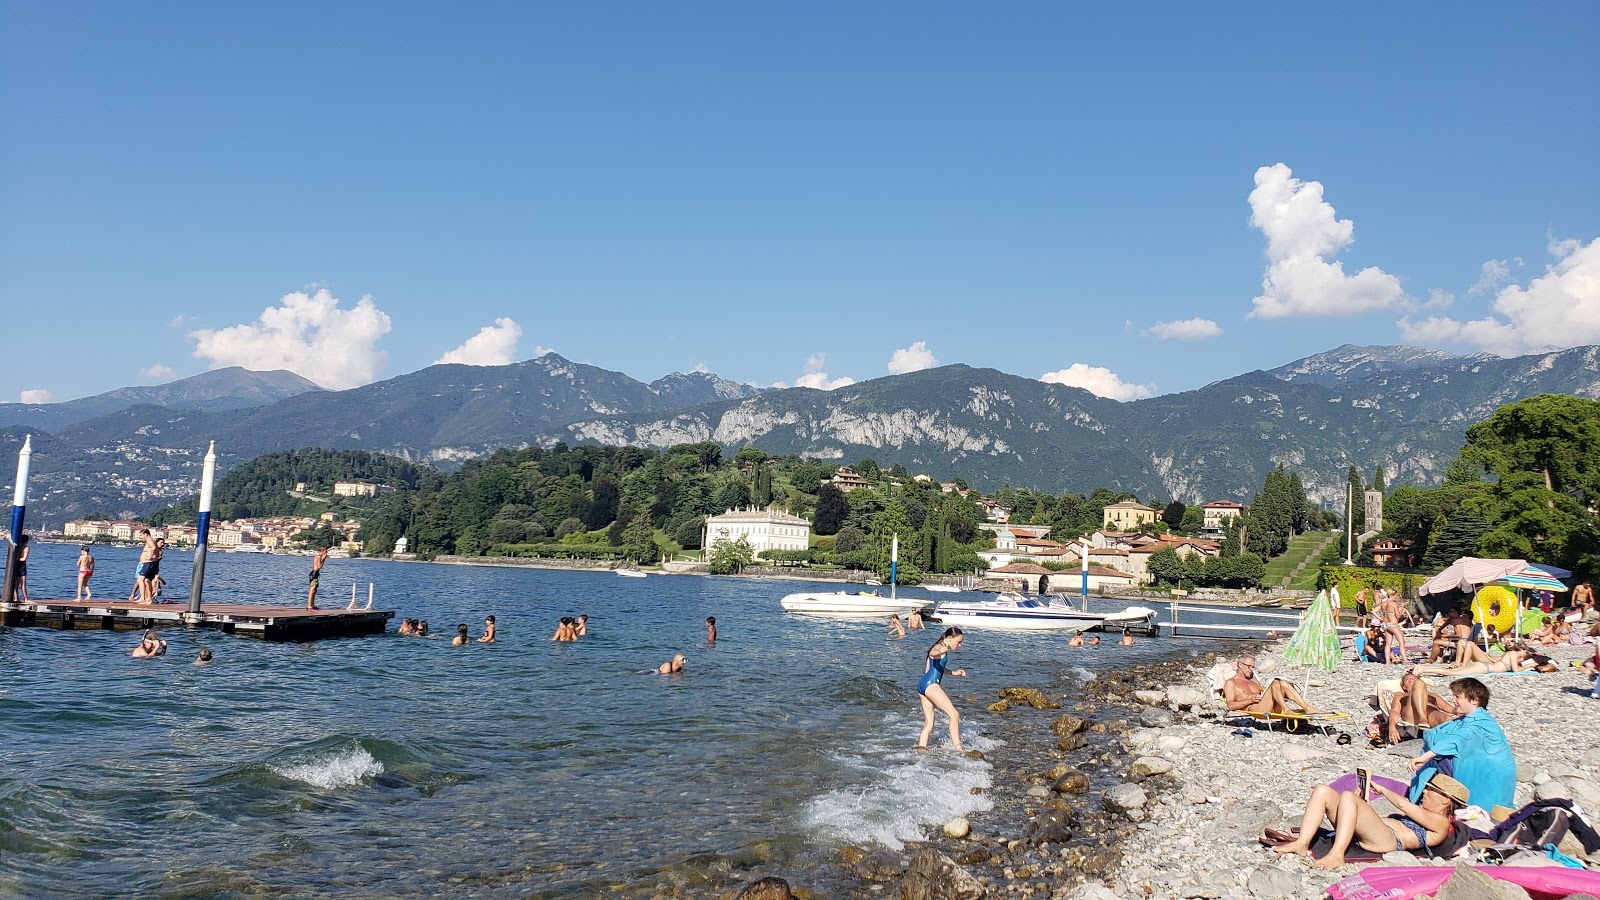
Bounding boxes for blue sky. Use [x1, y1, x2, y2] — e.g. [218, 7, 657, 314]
[3, 2, 1597, 403]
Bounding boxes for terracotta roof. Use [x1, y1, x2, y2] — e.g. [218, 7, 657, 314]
[1089, 548, 1129, 556]
[1104, 501, 1156, 511]
[1203, 500, 1245, 508]
[1087, 565, 1135, 579]
[988, 563, 1055, 575]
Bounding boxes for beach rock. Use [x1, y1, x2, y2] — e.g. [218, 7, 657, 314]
[1023, 808, 1074, 845]
[732, 876, 794, 900]
[1517, 762, 1537, 783]
[1535, 780, 1571, 801]
[1131, 757, 1173, 777]
[1062, 885, 1118, 900]
[1182, 881, 1225, 899]
[1281, 744, 1327, 762]
[1255, 657, 1280, 675]
[1052, 770, 1090, 794]
[1057, 733, 1087, 753]
[1246, 867, 1299, 898]
[1216, 799, 1284, 837]
[985, 700, 1011, 712]
[857, 851, 905, 883]
[1104, 784, 1148, 818]
[896, 849, 987, 900]
[998, 688, 1060, 709]
[1435, 860, 1533, 900]
[1167, 686, 1204, 710]
[1138, 708, 1175, 728]
[1050, 714, 1089, 736]
[1027, 786, 1049, 798]
[1133, 690, 1167, 707]
[1156, 734, 1187, 752]
[839, 846, 868, 866]
[1045, 763, 1074, 780]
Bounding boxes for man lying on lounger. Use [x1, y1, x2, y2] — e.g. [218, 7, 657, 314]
[1224, 655, 1329, 716]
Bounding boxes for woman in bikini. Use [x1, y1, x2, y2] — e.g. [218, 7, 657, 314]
[1414, 644, 1545, 677]
[1270, 772, 1467, 869]
[75, 545, 95, 600]
[916, 627, 967, 751]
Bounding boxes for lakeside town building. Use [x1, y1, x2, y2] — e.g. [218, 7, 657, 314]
[1101, 500, 1157, 530]
[702, 506, 812, 556]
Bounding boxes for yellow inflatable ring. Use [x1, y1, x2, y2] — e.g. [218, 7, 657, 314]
[1473, 585, 1518, 634]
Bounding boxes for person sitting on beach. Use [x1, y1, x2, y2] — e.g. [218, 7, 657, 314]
[477, 616, 496, 643]
[1384, 669, 1456, 744]
[1357, 624, 1385, 663]
[575, 614, 588, 637]
[1119, 628, 1134, 646]
[706, 616, 717, 644]
[1413, 643, 1552, 677]
[907, 609, 924, 631]
[658, 652, 686, 674]
[1425, 609, 1470, 663]
[1224, 655, 1327, 716]
[1526, 616, 1559, 646]
[131, 630, 166, 658]
[1405, 676, 1515, 811]
[888, 614, 905, 638]
[1069, 632, 1085, 647]
[1270, 772, 1469, 870]
[195, 648, 213, 665]
[452, 624, 471, 645]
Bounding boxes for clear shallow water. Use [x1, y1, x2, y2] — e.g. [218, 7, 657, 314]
[2, 542, 1241, 897]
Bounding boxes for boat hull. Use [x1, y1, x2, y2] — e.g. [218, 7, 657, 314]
[779, 592, 933, 618]
[933, 596, 1157, 633]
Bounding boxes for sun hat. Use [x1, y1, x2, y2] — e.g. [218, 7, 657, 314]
[1427, 773, 1470, 807]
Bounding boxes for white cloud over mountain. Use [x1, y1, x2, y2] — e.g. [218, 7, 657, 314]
[777, 353, 855, 390]
[887, 341, 939, 374]
[1398, 237, 1600, 356]
[435, 317, 523, 366]
[19, 389, 54, 404]
[140, 364, 177, 381]
[1144, 318, 1222, 341]
[1246, 163, 1405, 319]
[1039, 363, 1153, 401]
[189, 288, 391, 390]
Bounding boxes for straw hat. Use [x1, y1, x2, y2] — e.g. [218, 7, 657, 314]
[1427, 773, 1470, 807]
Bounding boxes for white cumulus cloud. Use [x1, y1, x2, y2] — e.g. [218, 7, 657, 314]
[1468, 259, 1516, 297]
[1398, 237, 1600, 356]
[1144, 318, 1223, 341]
[1246, 163, 1405, 319]
[887, 341, 939, 374]
[189, 288, 390, 390]
[435, 317, 522, 366]
[140, 364, 177, 381]
[19, 389, 54, 404]
[1039, 364, 1153, 401]
[1424, 289, 1456, 310]
[780, 353, 855, 391]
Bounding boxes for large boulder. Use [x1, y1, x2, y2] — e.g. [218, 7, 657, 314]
[1133, 689, 1167, 706]
[1435, 861, 1533, 900]
[1138, 707, 1175, 728]
[1104, 783, 1149, 819]
[1166, 686, 1205, 710]
[732, 877, 794, 900]
[998, 687, 1061, 709]
[897, 850, 988, 900]
[856, 850, 905, 883]
[1057, 732, 1088, 752]
[1023, 808, 1074, 846]
[1215, 799, 1284, 837]
[1130, 756, 1173, 777]
[1052, 769, 1090, 794]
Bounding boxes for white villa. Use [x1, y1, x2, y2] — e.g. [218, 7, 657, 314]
[703, 506, 812, 556]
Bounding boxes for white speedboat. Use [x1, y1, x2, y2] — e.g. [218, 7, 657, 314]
[924, 584, 961, 593]
[933, 593, 1156, 633]
[779, 591, 934, 618]
[615, 569, 648, 578]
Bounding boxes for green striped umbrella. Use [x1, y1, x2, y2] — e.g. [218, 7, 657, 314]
[1282, 589, 1342, 675]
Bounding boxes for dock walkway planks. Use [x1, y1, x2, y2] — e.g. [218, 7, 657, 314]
[1, 597, 392, 641]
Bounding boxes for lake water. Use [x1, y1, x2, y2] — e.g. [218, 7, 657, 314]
[0, 541, 1243, 898]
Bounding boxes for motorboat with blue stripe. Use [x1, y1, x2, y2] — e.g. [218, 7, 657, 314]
[932, 593, 1157, 632]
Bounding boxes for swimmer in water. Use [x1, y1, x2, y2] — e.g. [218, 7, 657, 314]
[916, 627, 967, 751]
[477, 615, 496, 643]
[1120, 628, 1134, 646]
[888, 614, 906, 638]
[658, 652, 686, 674]
[907, 609, 925, 631]
[131, 630, 166, 658]
[195, 648, 213, 665]
[1088, 635, 1101, 645]
[706, 616, 717, 644]
[575, 614, 588, 637]
[1069, 632, 1085, 647]
[452, 623, 471, 645]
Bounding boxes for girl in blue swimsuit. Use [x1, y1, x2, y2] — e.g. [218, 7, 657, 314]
[917, 627, 967, 751]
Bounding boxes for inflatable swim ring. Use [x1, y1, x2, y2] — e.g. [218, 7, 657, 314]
[1473, 585, 1518, 634]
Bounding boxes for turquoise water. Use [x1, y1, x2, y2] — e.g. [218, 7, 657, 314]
[1, 541, 1235, 897]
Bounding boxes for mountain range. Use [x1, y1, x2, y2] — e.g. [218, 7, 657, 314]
[6, 344, 1599, 526]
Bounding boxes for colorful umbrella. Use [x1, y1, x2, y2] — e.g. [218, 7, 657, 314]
[1283, 589, 1341, 674]
[1493, 568, 1569, 592]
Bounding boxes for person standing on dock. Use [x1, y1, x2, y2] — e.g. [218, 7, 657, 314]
[75, 545, 95, 600]
[13, 534, 30, 602]
[306, 546, 329, 610]
[135, 528, 159, 604]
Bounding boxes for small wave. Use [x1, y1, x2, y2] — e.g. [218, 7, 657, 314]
[1065, 665, 1096, 685]
[268, 742, 384, 789]
[799, 725, 995, 850]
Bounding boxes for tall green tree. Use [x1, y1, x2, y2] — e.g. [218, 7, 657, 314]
[1346, 465, 1367, 533]
[813, 484, 849, 535]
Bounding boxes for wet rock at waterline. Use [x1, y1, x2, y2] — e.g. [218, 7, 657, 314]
[897, 849, 988, 900]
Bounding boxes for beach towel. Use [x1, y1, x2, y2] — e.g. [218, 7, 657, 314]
[1408, 707, 1516, 812]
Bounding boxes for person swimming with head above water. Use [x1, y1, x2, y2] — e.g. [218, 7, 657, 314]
[131, 630, 166, 658]
[658, 652, 686, 674]
[916, 627, 967, 751]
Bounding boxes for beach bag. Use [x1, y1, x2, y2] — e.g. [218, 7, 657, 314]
[1500, 807, 1575, 851]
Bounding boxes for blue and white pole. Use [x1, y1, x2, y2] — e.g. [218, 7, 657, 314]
[890, 532, 898, 599]
[2, 435, 32, 602]
[187, 441, 217, 614]
[1080, 537, 1090, 611]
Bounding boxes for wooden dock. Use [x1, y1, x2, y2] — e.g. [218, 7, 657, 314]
[1, 598, 393, 641]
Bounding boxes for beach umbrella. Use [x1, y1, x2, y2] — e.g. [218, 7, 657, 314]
[1417, 557, 1529, 596]
[1492, 568, 1569, 592]
[1282, 589, 1341, 698]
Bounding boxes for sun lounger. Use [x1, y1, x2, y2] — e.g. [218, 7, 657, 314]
[1231, 710, 1350, 734]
